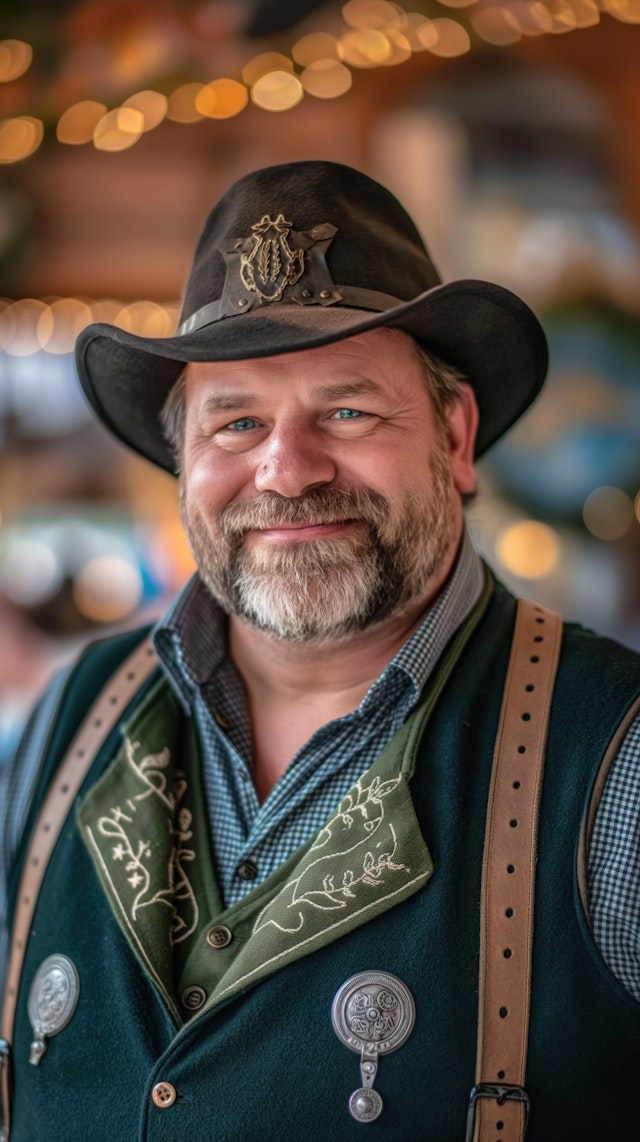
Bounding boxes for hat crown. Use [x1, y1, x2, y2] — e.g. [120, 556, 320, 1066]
[180, 161, 442, 327]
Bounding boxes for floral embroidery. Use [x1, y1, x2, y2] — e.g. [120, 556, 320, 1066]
[95, 737, 199, 945]
[253, 773, 409, 936]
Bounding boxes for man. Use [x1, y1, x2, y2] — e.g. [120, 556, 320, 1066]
[1, 161, 639, 1141]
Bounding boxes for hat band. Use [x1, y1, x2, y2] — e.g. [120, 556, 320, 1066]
[177, 285, 404, 337]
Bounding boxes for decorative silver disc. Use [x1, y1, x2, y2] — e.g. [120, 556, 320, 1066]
[331, 970, 415, 1055]
[27, 954, 80, 1066]
[332, 971, 415, 1124]
[349, 1087, 383, 1123]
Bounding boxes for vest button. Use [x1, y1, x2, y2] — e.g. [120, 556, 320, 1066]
[181, 985, 207, 1011]
[207, 924, 232, 949]
[237, 858, 258, 881]
[152, 1082, 177, 1108]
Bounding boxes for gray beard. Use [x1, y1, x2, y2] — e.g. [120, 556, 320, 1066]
[180, 442, 457, 643]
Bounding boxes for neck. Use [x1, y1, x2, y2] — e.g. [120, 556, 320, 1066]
[228, 541, 460, 799]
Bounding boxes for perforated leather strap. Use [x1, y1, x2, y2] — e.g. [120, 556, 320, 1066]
[469, 600, 562, 1142]
[0, 635, 157, 1141]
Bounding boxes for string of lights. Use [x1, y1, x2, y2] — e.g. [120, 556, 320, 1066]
[1, 0, 639, 163]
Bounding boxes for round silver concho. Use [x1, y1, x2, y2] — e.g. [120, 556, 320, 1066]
[331, 970, 415, 1056]
[27, 954, 80, 1065]
[331, 971, 416, 1124]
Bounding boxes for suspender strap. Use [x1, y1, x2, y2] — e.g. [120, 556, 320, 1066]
[469, 599, 562, 1142]
[1, 635, 157, 1141]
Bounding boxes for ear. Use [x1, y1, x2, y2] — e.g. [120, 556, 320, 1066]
[445, 383, 478, 496]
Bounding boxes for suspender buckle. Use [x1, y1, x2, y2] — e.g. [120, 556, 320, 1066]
[465, 1083, 530, 1142]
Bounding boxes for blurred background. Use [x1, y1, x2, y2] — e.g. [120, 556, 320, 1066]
[2, 0, 640, 763]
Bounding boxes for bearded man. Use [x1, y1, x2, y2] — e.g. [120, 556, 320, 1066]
[2, 161, 640, 1142]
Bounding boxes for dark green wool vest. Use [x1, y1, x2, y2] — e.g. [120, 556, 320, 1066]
[5, 583, 640, 1141]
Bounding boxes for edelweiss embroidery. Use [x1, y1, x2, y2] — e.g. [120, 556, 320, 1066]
[96, 737, 199, 945]
[253, 774, 409, 936]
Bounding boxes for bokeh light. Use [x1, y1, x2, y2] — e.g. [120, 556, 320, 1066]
[251, 71, 304, 112]
[0, 540, 62, 606]
[121, 90, 168, 132]
[0, 299, 48, 355]
[0, 117, 44, 163]
[166, 84, 204, 123]
[292, 32, 341, 66]
[418, 18, 471, 56]
[301, 60, 353, 99]
[93, 107, 145, 152]
[57, 101, 108, 145]
[495, 520, 561, 579]
[114, 301, 176, 338]
[195, 78, 248, 119]
[73, 556, 142, 623]
[583, 486, 635, 541]
[242, 52, 294, 86]
[0, 40, 33, 82]
[342, 0, 403, 28]
[601, 0, 640, 23]
[37, 299, 93, 353]
[339, 29, 392, 66]
[471, 6, 522, 44]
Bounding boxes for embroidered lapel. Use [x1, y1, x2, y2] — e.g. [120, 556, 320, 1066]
[77, 678, 218, 1023]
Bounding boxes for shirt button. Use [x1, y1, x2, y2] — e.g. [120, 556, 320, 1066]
[152, 1082, 177, 1108]
[181, 985, 207, 1011]
[214, 710, 229, 729]
[207, 924, 232, 949]
[237, 858, 258, 882]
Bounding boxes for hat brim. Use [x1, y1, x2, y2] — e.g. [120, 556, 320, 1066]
[75, 278, 548, 474]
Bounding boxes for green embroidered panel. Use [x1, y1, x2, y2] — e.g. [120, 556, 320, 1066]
[77, 678, 219, 1024]
[201, 757, 434, 1011]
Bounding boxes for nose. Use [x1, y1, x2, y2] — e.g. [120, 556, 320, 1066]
[253, 420, 337, 498]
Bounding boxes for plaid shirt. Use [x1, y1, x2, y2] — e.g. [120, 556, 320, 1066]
[2, 531, 640, 1002]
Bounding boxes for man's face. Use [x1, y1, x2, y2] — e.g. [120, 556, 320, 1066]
[179, 327, 477, 642]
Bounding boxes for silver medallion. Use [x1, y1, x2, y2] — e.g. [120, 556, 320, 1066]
[331, 971, 415, 1123]
[27, 954, 80, 1066]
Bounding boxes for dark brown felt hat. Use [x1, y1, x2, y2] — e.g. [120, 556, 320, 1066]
[75, 160, 548, 473]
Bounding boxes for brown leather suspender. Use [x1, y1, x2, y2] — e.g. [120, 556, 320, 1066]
[469, 599, 562, 1142]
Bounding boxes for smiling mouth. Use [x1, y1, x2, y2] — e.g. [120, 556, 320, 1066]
[247, 520, 361, 542]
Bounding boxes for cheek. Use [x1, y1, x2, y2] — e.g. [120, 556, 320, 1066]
[185, 450, 251, 512]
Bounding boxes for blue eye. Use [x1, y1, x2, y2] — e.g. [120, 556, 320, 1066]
[334, 408, 362, 419]
[227, 417, 260, 431]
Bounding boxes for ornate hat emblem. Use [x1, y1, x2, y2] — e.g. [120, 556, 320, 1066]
[332, 971, 415, 1123]
[240, 213, 304, 302]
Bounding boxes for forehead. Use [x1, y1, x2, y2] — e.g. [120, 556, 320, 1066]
[183, 326, 423, 399]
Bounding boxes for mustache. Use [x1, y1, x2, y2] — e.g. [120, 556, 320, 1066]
[219, 486, 389, 537]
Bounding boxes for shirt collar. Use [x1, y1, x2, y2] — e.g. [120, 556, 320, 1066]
[153, 527, 485, 715]
[359, 527, 484, 710]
